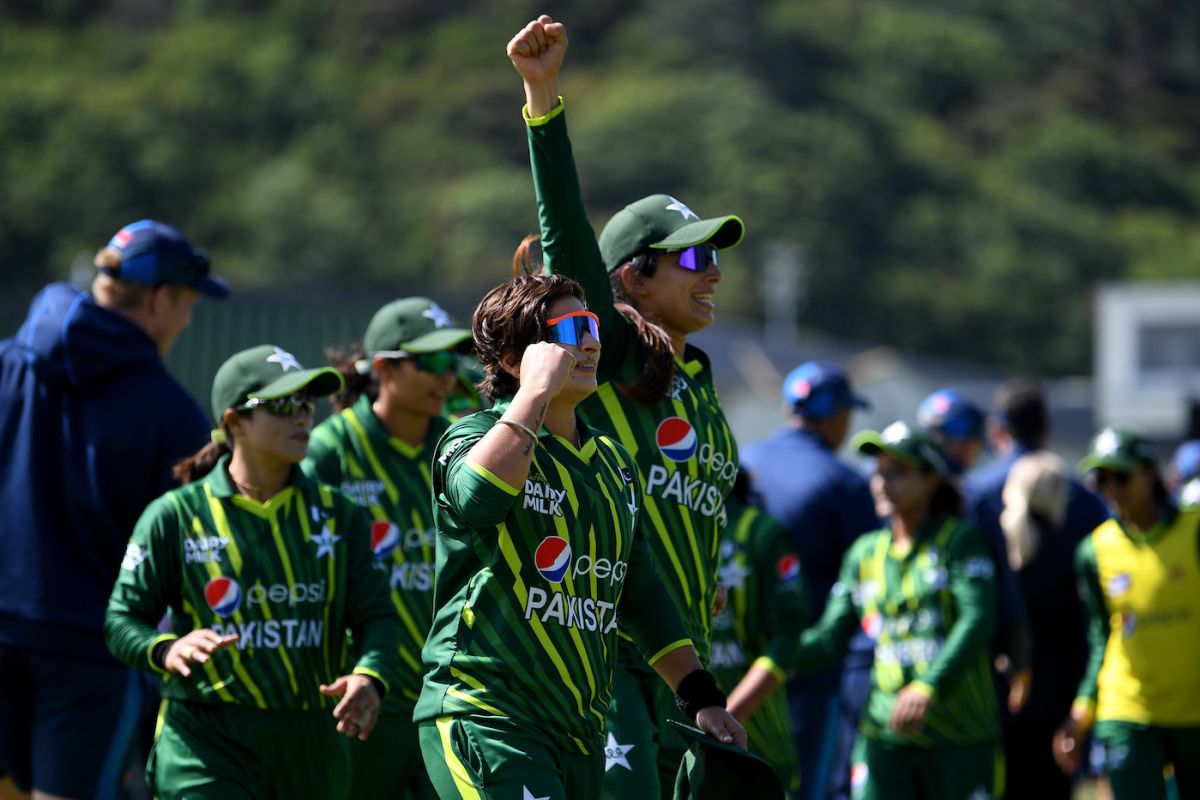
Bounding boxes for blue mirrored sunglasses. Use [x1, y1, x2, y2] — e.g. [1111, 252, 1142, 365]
[546, 311, 600, 346]
[670, 245, 718, 272]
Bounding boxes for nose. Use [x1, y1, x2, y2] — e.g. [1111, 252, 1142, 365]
[704, 263, 723, 284]
[580, 330, 600, 354]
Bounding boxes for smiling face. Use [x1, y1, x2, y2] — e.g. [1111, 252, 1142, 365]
[624, 250, 723, 344]
[545, 294, 600, 402]
[376, 355, 458, 419]
[226, 398, 314, 466]
[874, 453, 939, 519]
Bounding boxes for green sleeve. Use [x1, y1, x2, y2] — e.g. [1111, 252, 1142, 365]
[755, 516, 808, 676]
[617, 513, 692, 665]
[104, 494, 183, 675]
[526, 106, 635, 377]
[342, 501, 402, 696]
[437, 416, 522, 530]
[1072, 534, 1108, 710]
[794, 540, 863, 674]
[917, 525, 997, 697]
[301, 420, 345, 486]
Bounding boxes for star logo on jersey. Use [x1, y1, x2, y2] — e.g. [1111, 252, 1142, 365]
[310, 525, 341, 559]
[627, 488, 639, 518]
[664, 196, 699, 221]
[423, 303, 453, 328]
[266, 346, 302, 372]
[717, 559, 752, 590]
[604, 732, 635, 772]
[522, 788, 550, 800]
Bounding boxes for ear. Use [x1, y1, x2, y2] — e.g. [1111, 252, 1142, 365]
[371, 355, 392, 376]
[221, 407, 243, 437]
[616, 264, 647, 298]
[499, 352, 521, 381]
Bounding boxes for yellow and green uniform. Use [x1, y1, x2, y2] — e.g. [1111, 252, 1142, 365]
[795, 517, 1002, 799]
[303, 395, 447, 798]
[525, 100, 738, 800]
[1072, 507, 1200, 797]
[415, 405, 691, 800]
[709, 498, 806, 794]
[103, 455, 400, 797]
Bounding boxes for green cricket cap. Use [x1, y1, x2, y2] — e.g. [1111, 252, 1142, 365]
[210, 344, 343, 420]
[598, 194, 745, 272]
[852, 421, 951, 476]
[669, 721, 785, 799]
[363, 297, 472, 356]
[1078, 426, 1156, 474]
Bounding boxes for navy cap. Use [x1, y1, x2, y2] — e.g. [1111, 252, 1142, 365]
[782, 361, 870, 420]
[1173, 440, 1200, 483]
[917, 388, 985, 441]
[103, 220, 229, 298]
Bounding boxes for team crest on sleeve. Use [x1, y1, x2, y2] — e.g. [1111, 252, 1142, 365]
[121, 542, 149, 571]
[370, 520, 400, 560]
[205, 576, 242, 617]
[534, 536, 573, 583]
[655, 417, 698, 462]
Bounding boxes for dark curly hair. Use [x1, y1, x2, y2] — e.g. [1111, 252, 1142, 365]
[473, 239, 586, 401]
[609, 253, 677, 405]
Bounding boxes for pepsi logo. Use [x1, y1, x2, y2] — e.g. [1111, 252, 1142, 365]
[850, 763, 868, 791]
[534, 536, 573, 583]
[655, 417, 698, 462]
[205, 576, 242, 617]
[370, 520, 400, 560]
[861, 611, 882, 640]
[776, 554, 801, 582]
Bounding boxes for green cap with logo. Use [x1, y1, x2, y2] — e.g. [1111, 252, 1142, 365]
[598, 194, 745, 272]
[363, 297, 472, 356]
[210, 344, 344, 420]
[668, 721, 784, 800]
[1078, 426, 1156, 474]
[852, 421, 951, 476]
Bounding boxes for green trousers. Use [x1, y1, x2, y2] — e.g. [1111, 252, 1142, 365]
[148, 699, 351, 799]
[1094, 720, 1200, 800]
[849, 736, 1003, 800]
[419, 715, 603, 800]
[601, 663, 689, 800]
[349, 706, 436, 799]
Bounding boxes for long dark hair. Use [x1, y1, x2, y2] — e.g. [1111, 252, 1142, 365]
[928, 475, 964, 519]
[609, 251, 677, 405]
[173, 432, 232, 484]
[326, 342, 375, 413]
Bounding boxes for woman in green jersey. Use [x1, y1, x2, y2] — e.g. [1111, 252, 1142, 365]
[305, 297, 472, 799]
[1053, 427, 1200, 798]
[104, 344, 401, 799]
[793, 422, 1002, 800]
[415, 268, 744, 800]
[508, 17, 745, 798]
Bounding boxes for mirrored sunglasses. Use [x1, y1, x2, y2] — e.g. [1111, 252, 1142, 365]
[409, 351, 462, 376]
[237, 396, 316, 417]
[670, 245, 718, 272]
[546, 311, 600, 346]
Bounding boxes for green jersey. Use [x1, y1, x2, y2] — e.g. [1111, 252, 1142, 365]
[709, 498, 807, 790]
[303, 395, 447, 710]
[527, 105, 738, 663]
[414, 404, 691, 755]
[104, 455, 400, 711]
[795, 516, 1000, 747]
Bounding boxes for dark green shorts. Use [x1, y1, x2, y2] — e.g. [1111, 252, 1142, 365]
[418, 715, 603, 800]
[1094, 720, 1200, 799]
[349, 706, 436, 799]
[148, 699, 351, 799]
[849, 736, 1003, 800]
[601, 664, 689, 800]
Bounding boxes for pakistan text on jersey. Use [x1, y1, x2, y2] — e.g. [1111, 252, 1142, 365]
[646, 464, 725, 520]
[524, 588, 619, 634]
[390, 562, 433, 592]
[210, 619, 325, 650]
[875, 636, 946, 667]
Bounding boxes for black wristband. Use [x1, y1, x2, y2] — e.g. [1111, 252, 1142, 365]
[674, 669, 727, 720]
[152, 640, 174, 670]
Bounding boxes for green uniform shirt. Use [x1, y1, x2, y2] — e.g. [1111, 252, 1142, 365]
[709, 498, 806, 789]
[527, 105, 737, 663]
[795, 516, 1000, 747]
[414, 404, 691, 755]
[1073, 507, 1200, 727]
[104, 455, 401, 710]
[303, 394, 447, 710]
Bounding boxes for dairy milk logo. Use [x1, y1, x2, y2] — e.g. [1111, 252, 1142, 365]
[655, 417, 697, 462]
[205, 576, 242, 617]
[370, 521, 400, 560]
[534, 536, 572, 582]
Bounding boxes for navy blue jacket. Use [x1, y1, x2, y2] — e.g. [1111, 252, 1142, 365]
[742, 427, 880, 694]
[964, 447, 1109, 730]
[0, 283, 208, 661]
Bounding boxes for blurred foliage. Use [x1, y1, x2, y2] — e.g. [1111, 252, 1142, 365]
[1, 0, 1198, 373]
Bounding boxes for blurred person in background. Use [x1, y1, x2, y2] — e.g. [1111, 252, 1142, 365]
[1168, 439, 1200, 511]
[105, 344, 400, 798]
[303, 297, 472, 799]
[710, 469, 807, 796]
[964, 378, 1108, 799]
[509, 16, 746, 799]
[794, 422, 1001, 800]
[0, 220, 228, 800]
[742, 361, 879, 800]
[1054, 427, 1200, 799]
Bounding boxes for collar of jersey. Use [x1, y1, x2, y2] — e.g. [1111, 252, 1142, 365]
[487, 401, 597, 461]
[1116, 504, 1178, 544]
[353, 393, 430, 460]
[207, 453, 312, 515]
[888, 515, 954, 560]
